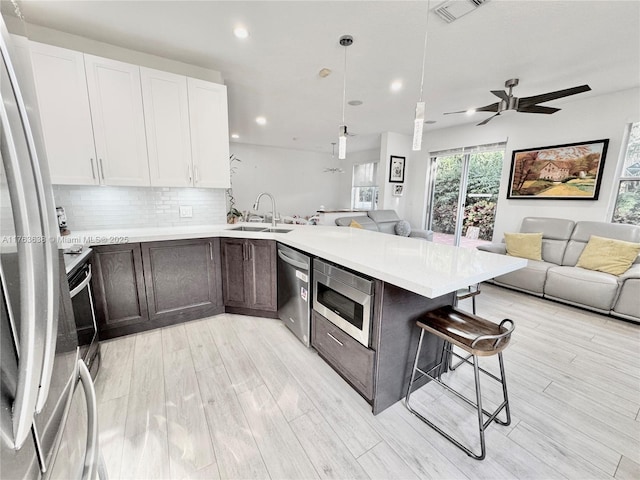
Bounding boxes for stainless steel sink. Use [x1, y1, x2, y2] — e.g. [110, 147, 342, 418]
[229, 226, 269, 232]
[229, 226, 292, 234]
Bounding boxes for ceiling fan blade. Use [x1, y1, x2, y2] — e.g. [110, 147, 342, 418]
[519, 85, 591, 106]
[517, 104, 561, 114]
[477, 113, 500, 126]
[476, 102, 501, 113]
[443, 110, 468, 115]
[491, 90, 510, 102]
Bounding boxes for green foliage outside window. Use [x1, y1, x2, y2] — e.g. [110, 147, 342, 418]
[431, 151, 503, 240]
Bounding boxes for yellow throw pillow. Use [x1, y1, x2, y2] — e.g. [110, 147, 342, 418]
[576, 235, 640, 276]
[349, 219, 363, 229]
[504, 232, 543, 261]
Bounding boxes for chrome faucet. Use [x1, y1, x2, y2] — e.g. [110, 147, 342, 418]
[252, 192, 278, 227]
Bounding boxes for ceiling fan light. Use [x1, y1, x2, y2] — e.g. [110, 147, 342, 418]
[412, 102, 425, 151]
[338, 127, 347, 159]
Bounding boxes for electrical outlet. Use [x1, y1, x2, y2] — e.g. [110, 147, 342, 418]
[179, 205, 193, 218]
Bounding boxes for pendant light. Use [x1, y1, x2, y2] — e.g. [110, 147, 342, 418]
[338, 35, 353, 160]
[413, 0, 431, 151]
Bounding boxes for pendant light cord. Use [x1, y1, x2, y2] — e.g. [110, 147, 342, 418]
[418, 0, 431, 103]
[341, 44, 347, 126]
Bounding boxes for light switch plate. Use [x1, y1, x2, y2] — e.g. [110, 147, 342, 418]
[179, 205, 193, 218]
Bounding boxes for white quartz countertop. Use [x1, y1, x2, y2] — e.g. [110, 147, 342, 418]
[59, 223, 526, 299]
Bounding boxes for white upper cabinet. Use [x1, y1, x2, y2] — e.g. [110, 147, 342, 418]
[29, 42, 98, 185]
[84, 54, 150, 186]
[140, 67, 193, 187]
[187, 78, 230, 189]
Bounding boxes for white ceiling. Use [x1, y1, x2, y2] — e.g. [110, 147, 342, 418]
[7, 1, 640, 154]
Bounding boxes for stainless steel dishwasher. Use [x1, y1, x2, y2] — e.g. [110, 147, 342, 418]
[277, 243, 312, 347]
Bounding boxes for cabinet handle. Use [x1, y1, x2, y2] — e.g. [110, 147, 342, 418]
[98, 158, 105, 181]
[327, 332, 344, 346]
[242, 244, 246, 261]
[247, 244, 252, 261]
[209, 242, 213, 261]
[187, 164, 192, 183]
[194, 166, 200, 184]
[90, 158, 96, 179]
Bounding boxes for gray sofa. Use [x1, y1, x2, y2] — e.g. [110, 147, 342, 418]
[477, 217, 640, 323]
[335, 209, 433, 241]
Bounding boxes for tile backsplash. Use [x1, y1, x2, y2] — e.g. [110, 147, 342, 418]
[53, 185, 227, 231]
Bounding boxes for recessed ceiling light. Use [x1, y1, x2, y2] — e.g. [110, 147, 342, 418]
[233, 26, 249, 39]
[231, 133, 240, 139]
[255, 116, 267, 125]
[466, 109, 476, 115]
[348, 100, 363, 106]
[390, 80, 403, 92]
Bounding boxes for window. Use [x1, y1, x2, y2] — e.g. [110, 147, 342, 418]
[612, 122, 640, 224]
[351, 162, 378, 210]
[426, 142, 505, 246]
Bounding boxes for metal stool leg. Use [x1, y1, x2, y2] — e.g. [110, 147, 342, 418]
[472, 293, 477, 315]
[405, 329, 425, 405]
[472, 354, 486, 460]
[495, 352, 511, 426]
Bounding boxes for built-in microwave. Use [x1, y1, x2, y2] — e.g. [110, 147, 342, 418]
[312, 259, 374, 347]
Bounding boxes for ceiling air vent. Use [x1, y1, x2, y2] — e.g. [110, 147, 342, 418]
[433, 0, 489, 23]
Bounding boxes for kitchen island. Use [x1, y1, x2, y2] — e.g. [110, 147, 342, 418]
[60, 223, 525, 413]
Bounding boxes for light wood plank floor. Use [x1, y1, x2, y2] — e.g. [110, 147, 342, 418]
[95, 284, 640, 479]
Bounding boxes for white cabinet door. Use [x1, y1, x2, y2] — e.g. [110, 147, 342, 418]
[140, 67, 192, 187]
[84, 54, 150, 186]
[187, 78, 230, 188]
[29, 42, 98, 185]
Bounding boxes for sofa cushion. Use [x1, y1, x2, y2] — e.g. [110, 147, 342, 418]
[545, 266, 618, 311]
[576, 235, 640, 275]
[562, 221, 640, 266]
[335, 216, 378, 231]
[493, 260, 554, 295]
[395, 220, 412, 237]
[521, 217, 575, 265]
[504, 232, 543, 261]
[367, 210, 400, 235]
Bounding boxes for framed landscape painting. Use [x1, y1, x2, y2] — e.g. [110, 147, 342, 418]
[507, 139, 609, 199]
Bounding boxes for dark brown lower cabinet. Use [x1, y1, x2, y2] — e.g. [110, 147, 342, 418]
[311, 310, 375, 401]
[221, 238, 277, 314]
[92, 243, 150, 339]
[92, 238, 223, 339]
[142, 238, 223, 324]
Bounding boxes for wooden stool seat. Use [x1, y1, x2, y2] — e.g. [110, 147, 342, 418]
[405, 305, 515, 460]
[418, 307, 512, 356]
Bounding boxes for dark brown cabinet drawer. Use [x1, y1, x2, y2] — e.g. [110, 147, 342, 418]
[312, 311, 375, 400]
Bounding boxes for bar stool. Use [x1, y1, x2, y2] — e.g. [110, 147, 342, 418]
[455, 283, 481, 314]
[405, 306, 515, 460]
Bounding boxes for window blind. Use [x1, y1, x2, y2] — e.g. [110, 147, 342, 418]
[430, 141, 507, 157]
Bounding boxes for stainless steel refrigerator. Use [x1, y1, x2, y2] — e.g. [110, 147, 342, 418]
[0, 8, 103, 480]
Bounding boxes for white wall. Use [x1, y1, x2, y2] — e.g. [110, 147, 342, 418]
[415, 87, 640, 241]
[5, 17, 223, 83]
[378, 132, 430, 228]
[228, 143, 345, 218]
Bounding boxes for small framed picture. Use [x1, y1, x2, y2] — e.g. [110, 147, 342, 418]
[392, 184, 404, 196]
[389, 155, 405, 183]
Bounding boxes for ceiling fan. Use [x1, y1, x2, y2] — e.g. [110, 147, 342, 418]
[445, 78, 591, 126]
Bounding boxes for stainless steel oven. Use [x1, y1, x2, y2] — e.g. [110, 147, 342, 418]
[67, 255, 100, 379]
[313, 258, 374, 347]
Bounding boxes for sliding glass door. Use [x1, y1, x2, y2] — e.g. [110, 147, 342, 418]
[427, 146, 504, 247]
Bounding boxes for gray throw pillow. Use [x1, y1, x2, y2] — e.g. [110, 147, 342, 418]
[395, 220, 411, 237]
